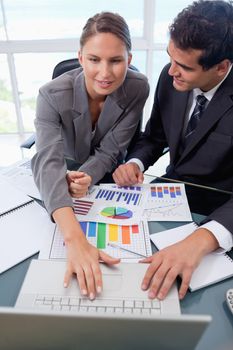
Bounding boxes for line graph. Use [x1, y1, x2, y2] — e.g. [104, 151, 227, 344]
[143, 202, 186, 219]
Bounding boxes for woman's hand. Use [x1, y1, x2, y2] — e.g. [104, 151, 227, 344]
[66, 171, 92, 198]
[64, 234, 120, 299]
[53, 207, 120, 299]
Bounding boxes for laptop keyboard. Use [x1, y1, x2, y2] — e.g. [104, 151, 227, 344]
[34, 294, 161, 315]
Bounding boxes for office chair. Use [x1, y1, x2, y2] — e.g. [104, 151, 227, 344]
[20, 58, 142, 152]
[20, 58, 81, 149]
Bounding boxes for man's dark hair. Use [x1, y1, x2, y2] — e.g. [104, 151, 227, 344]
[169, 0, 233, 70]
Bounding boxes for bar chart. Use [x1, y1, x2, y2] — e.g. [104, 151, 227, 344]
[49, 221, 151, 261]
[143, 184, 192, 221]
[150, 185, 182, 198]
[73, 199, 93, 215]
[95, 188, 142, 206]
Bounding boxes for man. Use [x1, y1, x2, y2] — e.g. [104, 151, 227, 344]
[113, 0, 233, 300]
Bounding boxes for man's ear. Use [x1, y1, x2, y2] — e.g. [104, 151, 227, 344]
[216, 59, 231, 77]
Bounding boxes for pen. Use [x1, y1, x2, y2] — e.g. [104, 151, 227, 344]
[107, 242, 147, 258]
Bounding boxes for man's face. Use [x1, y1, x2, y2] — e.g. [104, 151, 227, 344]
[167, 40, 222, 92]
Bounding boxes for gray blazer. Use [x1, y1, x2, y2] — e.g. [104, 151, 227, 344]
[31, 67, 149, 215]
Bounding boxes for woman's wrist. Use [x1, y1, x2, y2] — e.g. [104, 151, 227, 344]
[52, 206, 86, 244]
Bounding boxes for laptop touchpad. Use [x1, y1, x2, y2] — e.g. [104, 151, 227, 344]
[102, 273, 123, 291]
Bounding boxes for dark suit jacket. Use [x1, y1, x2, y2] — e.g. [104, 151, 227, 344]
[129, 64, 233, 232]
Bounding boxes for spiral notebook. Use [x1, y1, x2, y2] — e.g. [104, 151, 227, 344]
[0, 158, 41, 200]
[0, 178, 55, 273]
[0, 175, 32, 216]
[150, 222, 233, 291]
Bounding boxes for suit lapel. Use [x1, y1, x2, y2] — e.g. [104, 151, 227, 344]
[169, 91, 189, 163]
[72, 73, 92, 163]
[71, 72, 124, 161]
[178, 77, 233, 163]
[92, 96, 123, 145]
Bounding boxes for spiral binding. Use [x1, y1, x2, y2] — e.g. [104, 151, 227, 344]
[225, 252, 233, 262]
[0, 200, 34, 218]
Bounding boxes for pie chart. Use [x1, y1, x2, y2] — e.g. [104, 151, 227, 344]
[100, 207, 133, 219]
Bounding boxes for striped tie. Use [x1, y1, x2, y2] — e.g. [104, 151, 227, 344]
[185, 94, 208, 141]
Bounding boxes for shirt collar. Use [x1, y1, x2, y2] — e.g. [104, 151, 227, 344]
[193, 64, 232, 102]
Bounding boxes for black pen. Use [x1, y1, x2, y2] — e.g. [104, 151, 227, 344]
[107, 242, 147, 258]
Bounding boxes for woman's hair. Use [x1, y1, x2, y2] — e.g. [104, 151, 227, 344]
[80, 12, 131, 52]
[169, 0, 233, 70]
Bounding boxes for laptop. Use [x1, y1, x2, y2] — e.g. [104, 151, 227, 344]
[0, 259, 211, 350]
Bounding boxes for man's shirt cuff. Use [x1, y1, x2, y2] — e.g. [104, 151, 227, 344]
[201, 220, 233, 253]
[127, 158, 145, 172]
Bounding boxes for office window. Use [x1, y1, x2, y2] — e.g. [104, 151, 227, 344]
[152, 51, 170, 93]
[0, 54, 17, 132]
[0, 5, 6, 40]
[154, 0, 193, 43]
[0, 0, 194, 142]
[13, 50, 145, 133]
[131, 51, 146, 75]
[3, 0, 143, 40]
[14, 52, 76, 131]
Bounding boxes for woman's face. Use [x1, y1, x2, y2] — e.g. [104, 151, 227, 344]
[78, 32, 132, 100]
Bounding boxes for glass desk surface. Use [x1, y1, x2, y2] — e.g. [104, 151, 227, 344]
[0, 177, 233, 350]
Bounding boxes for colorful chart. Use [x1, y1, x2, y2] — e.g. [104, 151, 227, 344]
[48, 221, 152, 260]
[100, 207, 133, 220]
[150, 185, 182, 198]
[95, 188, 141, 206]
[79, 222, 139, 249]
[111, 185, 142, 191]
[73, 199, 93, 215]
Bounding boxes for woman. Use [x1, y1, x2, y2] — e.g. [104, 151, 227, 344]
[31, 12, 149, 299]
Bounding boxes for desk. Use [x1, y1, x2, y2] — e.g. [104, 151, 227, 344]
[149, 216, 233, 350]
[0, 181, 233, 350]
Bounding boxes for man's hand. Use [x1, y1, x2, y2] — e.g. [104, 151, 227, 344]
[66, 171, 92, 198]
[140, 228, 219, 300]
[113, 162, 144, 186]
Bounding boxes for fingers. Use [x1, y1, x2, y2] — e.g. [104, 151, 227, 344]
[63, 266, 72, 288]
[178, 269, 192, 300]
[65, 241, 118, 300]
[140, 246, 195, 300]
[99, 250, 121, 265]
[67, 171, 86, 181]
[79, 264, 102, 300]
[141, 256, 162, 292]
[148, 264, 179, 300]
[66, 171, 86, 186]
[68, 172, 92, 198]
[64, 265, 88, 297]
[141, 261, 179, 300]
[137, 171, 144, 184]
[140, 256, 153, 264]
[64, 261, 103, 300]
[113, 163, 143, 186]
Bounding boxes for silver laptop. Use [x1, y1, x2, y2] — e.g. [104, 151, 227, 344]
[16, 259, 180, 315]
[2, 259, 210, 350]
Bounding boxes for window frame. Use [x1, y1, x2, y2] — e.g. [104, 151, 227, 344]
[0, 0, 170, 136]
